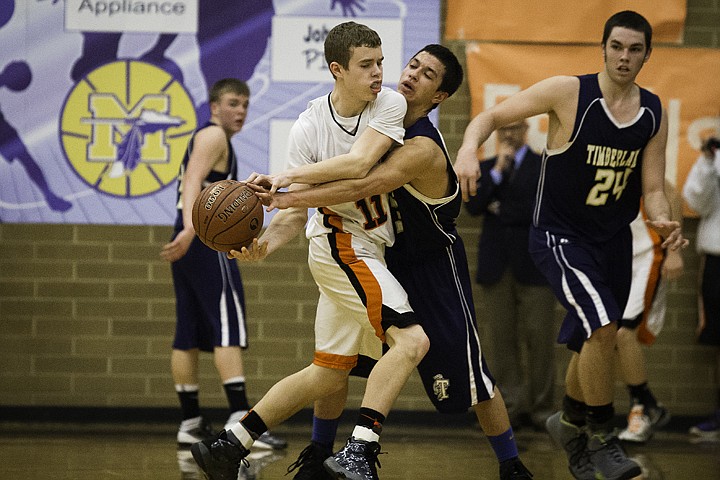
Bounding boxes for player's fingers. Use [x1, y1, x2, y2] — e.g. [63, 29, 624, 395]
[467, 177, 478, 198]
[460, 177, 474, 202]
[254, 191, 272, 206]
[245, 182, 266, 193]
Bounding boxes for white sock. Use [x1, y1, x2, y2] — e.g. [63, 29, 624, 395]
[229, 423, 255, 450]
[223, 376, 246, 385]
[175, 383, 199, 392]
[352, 425, 380, 443]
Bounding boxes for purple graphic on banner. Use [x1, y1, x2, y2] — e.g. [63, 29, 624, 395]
[0, 1, 72, 214]
[0, 0, 440, 224]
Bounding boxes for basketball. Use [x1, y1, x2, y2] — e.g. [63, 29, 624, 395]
[192, 179, 264, 252]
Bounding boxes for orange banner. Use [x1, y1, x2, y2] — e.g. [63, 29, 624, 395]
[465, 43, 720, 213]
[446, 1, 686, 44]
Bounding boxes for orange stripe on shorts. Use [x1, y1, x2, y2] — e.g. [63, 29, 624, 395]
[320, 208, 385, 342]
[313, 351, 358, 370]
[334, 230, 385, 341]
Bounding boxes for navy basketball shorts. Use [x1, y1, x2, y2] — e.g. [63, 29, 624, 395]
[171, 234, 248, 352]
[529, 226, 632, 352]
[388, 237, 496, 413]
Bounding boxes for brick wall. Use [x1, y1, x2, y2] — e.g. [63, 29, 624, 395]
[1, 0, 719, 416]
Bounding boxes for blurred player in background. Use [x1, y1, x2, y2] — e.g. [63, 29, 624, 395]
[454, 10, 687, 480]
[616, 181, 684, 443]
[160, 78, 286, 451]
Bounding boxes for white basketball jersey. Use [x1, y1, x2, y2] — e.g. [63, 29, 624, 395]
[287, 87, 406, 245]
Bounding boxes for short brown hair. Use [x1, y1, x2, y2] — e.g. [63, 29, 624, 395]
[324, 21, 381, 76]
[209, 78, 250, 104]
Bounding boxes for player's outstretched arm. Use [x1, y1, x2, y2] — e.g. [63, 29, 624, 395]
[248, 127, 399, 194]
[455, 75, 576, 201]
[256, 137, 439, 210]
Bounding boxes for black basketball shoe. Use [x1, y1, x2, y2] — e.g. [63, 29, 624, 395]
[500, 457, 534, 479]
[286, 441, 334, 480]
[191, 430, 250, 480]
[323, 437, 381, 480]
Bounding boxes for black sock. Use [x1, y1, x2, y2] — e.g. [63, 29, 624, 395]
[224, 380, 250, 412]
[177, 390, 200, 420]
[240, 409, 268, 440]
[627, 382, 657, 409]
[357, 407, 385, 435]
[563, 395, 587, 427]
[586, 403, 614, 434]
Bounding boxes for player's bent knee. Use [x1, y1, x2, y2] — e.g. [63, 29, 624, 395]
[390, 324, 429, 364]
[616, 326, 636, 347]
[588, 323, 618, 347]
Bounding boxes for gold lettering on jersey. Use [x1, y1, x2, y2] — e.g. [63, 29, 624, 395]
[585, 145, 640, 169]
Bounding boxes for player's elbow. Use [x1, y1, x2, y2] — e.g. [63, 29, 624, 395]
[344, 152, 382, 179]
[347, 162, 375, 179]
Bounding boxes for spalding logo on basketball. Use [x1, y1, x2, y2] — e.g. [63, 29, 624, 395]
[192, 179, 264, 252]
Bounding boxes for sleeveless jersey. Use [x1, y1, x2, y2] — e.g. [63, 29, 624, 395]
[173, 122, 237, 231]
[287, 87, 406, 246]
[532, 73, 662, 242]
[387, 116, 461, 261]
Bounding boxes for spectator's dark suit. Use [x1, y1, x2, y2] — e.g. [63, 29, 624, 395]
[465, 146, 557, 429]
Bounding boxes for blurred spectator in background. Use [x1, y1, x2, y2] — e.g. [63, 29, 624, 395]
[683, 136, 720, 441]
[465, 120, 557, 430]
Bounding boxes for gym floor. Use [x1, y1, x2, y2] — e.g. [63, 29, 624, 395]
[0, 419, 718, 479]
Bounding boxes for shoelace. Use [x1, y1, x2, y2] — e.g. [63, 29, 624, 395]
[353, 442, 384, 471]
[566, 433, 592, 468]
[602, 437, 630, 463]
[212, 435, 249, 469]
[285, 444, 323, 475]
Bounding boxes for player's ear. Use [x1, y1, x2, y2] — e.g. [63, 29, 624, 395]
[329, 61, 343, 79]
[209, 100, 219, 117]
[643, 47, 652, 63]
[432, 91, 449, 106]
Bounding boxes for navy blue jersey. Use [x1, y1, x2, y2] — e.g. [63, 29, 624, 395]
[387, 116, 462, 261]
[173, 122, 237, 231]
[533, 73, 662, 243]
[169, 121, 247, 352]
[385, 116, 495, 413]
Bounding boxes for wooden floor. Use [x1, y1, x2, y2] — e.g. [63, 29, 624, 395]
[0, 421, 718, 479]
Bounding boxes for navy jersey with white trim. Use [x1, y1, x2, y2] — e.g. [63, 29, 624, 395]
[533, 73, 662, 242]
[387, 116, 462, 260]
[173, 122, 237, 231]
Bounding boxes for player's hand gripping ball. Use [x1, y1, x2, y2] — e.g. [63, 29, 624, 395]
[192, 180, 264, 252]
